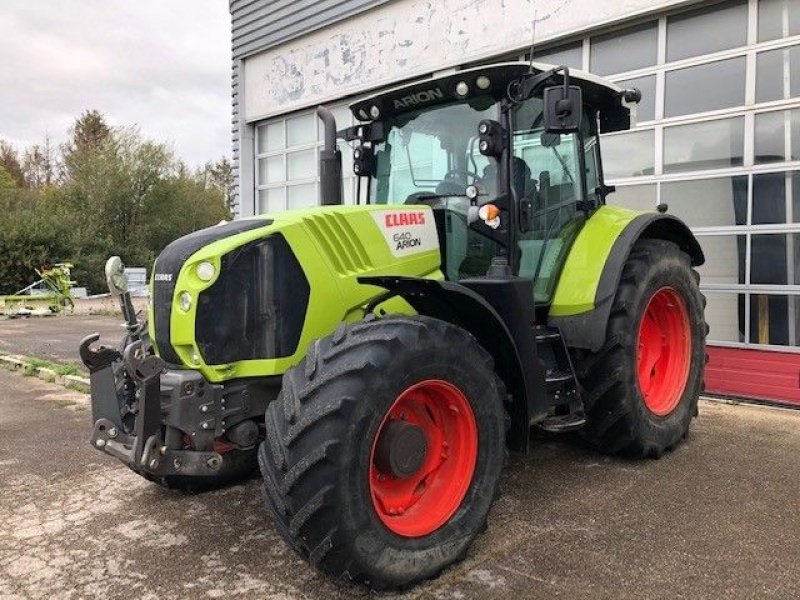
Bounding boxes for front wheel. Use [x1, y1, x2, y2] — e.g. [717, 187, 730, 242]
[258, 315, 507, 589]
[575, 238, 707, 458]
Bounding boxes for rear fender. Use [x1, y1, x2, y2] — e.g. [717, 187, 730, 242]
[359, 276, 546, 451]
[549, 208, 704, 351]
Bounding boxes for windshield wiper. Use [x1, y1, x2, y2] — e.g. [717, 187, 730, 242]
[411, 193, 461, 201]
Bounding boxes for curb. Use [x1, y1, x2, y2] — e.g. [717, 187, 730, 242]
[0, 354, 90, 394]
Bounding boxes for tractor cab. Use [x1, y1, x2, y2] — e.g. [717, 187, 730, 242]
[339, 62, 640, 303]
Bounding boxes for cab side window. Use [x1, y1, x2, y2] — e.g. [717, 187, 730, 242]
[512, 98, 584, 303]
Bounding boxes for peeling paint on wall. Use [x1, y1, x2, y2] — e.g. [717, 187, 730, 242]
[243, 0, 692, 120]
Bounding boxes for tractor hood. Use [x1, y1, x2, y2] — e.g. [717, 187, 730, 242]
[148, 205, 442, 382]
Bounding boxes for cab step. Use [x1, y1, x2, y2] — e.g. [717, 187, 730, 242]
[535, 328, 561, 342]
[545, 370, 573, 387]
[537, 412, 587, 433]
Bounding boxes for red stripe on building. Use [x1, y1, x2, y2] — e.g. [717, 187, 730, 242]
[705, 346, 800, 407]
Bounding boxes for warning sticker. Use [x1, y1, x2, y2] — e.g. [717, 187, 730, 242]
[371, 208, 440, 258]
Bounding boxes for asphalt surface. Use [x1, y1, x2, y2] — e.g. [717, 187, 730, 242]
[0, 315, 124, 368]
[1, 367, 799, 599]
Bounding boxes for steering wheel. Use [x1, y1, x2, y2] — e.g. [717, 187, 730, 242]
[441, 168, 483, 185]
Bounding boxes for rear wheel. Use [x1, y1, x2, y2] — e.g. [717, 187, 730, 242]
[258, 315, 507, 589]
[575, 239, 706, 458]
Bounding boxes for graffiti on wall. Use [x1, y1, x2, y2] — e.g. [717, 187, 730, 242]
[243, 0, 677, 119]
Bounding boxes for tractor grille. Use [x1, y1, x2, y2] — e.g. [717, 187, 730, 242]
[151, 219, 272, 365]
[302, 212, 374, 275]
[194, 234, 310, 365]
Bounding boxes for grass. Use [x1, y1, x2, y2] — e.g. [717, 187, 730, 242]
[54, 398, 78, 408]
[23, 357, 82, 377]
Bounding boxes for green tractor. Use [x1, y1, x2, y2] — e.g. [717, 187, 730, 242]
[80, 62, 706, 589]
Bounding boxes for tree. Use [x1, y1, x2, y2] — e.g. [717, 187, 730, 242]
[62, 109, 111, 181]
[0, 109, 232, 295]
[205, 156, 236, 213]
[0, 165, 15, 193]
[0, 141, 24, 188]
[69, 109, 111, 154]
[22, 135, 58, 188]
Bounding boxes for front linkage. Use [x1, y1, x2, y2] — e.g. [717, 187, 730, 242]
[78, 257, 266, 486]
[80, 335, 230, 478]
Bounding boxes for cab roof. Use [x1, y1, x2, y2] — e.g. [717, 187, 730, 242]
[350, 61, 636, 133]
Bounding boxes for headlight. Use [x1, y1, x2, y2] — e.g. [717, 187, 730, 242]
[179, 291, 192, 311]
[196, 261, 215, 282]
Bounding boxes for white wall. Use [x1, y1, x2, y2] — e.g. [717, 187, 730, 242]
[243, 0, 698, 121]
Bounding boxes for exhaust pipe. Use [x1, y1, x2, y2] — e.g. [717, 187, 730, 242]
[317, 106, 343, 206]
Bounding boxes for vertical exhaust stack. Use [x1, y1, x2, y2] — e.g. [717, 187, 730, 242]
[317, 106, 343, 206]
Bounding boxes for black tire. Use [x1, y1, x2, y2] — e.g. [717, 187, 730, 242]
[132, 447, 259, 493]
[258, 315, 507, 589]
[575, 238, 707, 458]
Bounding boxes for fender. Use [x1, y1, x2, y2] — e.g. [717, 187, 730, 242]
[549, 209, 704, 351]
[359, 275, 548, 451]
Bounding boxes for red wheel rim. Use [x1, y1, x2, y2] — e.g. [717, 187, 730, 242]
[636, 287, 692, 416]
[369, 379, 478, 537]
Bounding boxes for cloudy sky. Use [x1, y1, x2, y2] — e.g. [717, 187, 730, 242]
[0, 1, 232, 167]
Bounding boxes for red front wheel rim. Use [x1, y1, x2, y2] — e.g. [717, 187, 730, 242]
[636, 287, 692, 416]
[369, 379, 478, 538]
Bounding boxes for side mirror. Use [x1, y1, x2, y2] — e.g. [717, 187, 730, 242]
[543, 85, 583, 133]
[105, 256, 128, 296]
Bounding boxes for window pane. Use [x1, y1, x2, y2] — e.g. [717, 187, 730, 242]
[793, 171, 800, 222]
[258, 155, 284, 185]
[757, 48, 785, 103]
[616, 75, 656, 122]
[600, 130, 655, 179]
[331, 105, 352, 130]
[662, 176, 747, 227]
[533, 43, 583, 69]
[287, 182, 318, 210]
[666, 1, 747, 62]
[758, 0, 800, 42]
[607, 184, 657, 212]
[287, 148, 316, 181]
[749, 294, 791, 345]
[751, 233, 795, 285]
[663, 117, 745, 173]
[753, 172, 787, 224]
[755, 110, 789, 163]
[757, 46, 800, 103]
[590, 22, 657, 76]
[665, 58, 746, 117]
[257, 121, 284, 154]
[705, 292, 745, 343]
[338, 140, 354, 176]
[258, 187, 285, 213]
[695, 234, 746, 284]
[342, 177, 356, 205]
[287, 113, 316, 147]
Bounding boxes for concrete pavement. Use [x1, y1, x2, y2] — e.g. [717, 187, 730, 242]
[0, 315, 124, 369]
[0, 368, 799, 599]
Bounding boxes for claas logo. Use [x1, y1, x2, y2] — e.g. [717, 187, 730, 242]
[384, 212, 426, 227]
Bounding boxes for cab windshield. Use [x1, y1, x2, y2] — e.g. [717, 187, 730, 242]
[370, 97, 500, 205]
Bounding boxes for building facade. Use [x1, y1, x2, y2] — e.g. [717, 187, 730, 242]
[229, 0, 800, 405]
